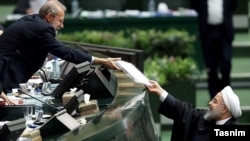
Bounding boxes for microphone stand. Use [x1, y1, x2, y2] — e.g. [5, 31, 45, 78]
[18, 88, 61, 112]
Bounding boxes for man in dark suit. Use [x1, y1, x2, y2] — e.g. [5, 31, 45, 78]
[13, 0, 33, 15]
[0, 0, 121, 93]
[146, 80, 242, 141]
[190, 0, 237, 99]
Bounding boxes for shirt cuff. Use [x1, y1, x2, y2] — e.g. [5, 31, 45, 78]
[91, 56, 94, 64]
[159, 90, 168, 102]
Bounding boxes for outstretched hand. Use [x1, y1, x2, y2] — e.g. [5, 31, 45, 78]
[145, 80, 165, 96]
[93, 57, 121, 70]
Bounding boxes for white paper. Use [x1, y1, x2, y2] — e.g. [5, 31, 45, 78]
[28, 78, 43, 84]
[115, 60, 151, 86]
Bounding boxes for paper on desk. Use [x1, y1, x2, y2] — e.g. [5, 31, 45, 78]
[28, 78, 43, 84]
[0, 121, 9, 128]
[115, 60, 151, 86]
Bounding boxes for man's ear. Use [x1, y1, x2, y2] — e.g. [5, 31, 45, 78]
[44, 13, 53, 22]
[222, 104, 229, 114]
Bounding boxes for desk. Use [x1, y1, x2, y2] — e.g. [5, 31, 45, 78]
[42, 71, 158, 141]
[0, 71, 159, 141]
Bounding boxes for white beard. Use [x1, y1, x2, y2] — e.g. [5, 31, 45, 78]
[203, 109, 221, 121]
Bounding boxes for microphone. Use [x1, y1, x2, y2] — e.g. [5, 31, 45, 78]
[38, 69, 48, 82]
[18, 88, 61, 112]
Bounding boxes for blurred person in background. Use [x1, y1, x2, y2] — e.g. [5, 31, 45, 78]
[13, 0, 47, 15]
[13, 0, 33, 14]
[190, 0, 237, 99]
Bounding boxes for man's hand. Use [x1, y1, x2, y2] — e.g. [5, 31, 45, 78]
[93, 57, 121, 70]
[0, 92, 15, 105]
[146, 80, 165, 97]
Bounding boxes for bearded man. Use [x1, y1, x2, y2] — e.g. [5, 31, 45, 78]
[146, 80, 242, 141]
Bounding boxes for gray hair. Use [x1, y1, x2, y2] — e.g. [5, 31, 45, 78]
[39, 0, 66, 18]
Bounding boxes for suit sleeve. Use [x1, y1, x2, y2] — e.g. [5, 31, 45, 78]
[158, 94, 195, 121]
[36, 26, 92, 64]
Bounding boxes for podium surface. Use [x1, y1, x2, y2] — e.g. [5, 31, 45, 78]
[43, 71, 159, 141]
[0, 71, 159, 141]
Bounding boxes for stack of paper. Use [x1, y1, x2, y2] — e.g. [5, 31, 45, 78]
[115, 60, 150, 86]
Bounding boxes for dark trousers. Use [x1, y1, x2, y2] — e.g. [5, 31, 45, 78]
[202, 24, 232, 99]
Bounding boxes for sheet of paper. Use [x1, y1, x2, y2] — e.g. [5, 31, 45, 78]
[28, 78, 43, 84]
[115, 60, 151, 86]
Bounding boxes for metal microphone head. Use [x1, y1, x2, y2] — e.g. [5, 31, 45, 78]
[38, 69, 48, 82]
[18, 88, 61, 112]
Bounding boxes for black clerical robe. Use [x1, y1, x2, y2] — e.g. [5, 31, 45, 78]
[158, 94, 239, 141]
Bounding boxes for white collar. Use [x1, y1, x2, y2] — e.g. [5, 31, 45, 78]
[216, 117, 231, 125]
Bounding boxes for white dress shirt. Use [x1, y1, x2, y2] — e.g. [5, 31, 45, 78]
[207, 0, 223, 25]
[216, 117, 231, 125]
[159, 90, 168, 102]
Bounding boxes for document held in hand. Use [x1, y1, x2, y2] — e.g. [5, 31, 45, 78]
[115, 60, 151, 86]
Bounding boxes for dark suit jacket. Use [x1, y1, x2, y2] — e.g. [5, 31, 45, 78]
[190, 0, 237, 42]
[158, 94, 239, 141]
[0, 14, 92, 92]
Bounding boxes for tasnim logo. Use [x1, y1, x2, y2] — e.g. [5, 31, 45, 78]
[214, 128, 245, 136]
[211, 125, 250, 140]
